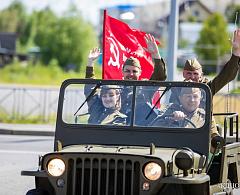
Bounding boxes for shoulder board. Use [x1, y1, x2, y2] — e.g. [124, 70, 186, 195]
[197, 108, 205, 115]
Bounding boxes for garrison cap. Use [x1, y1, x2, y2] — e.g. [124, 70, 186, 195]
[123, 57, 141, 69]
[100, 85, 121, 96]
[179, 87, 201, 96]
[184, 59, 202, 71]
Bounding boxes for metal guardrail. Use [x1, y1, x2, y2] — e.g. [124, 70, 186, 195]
[0, 85, 59, 123]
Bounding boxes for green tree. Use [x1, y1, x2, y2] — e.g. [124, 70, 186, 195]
[0, 1, 27, 33]
[0, 3, 98, 71]
[7, 1, 28, 42]
[33, 8, 97, 71]
[225, 4, 240, 24]
[0, 10, 17, 32]
[194, 13, 230, 65]
[19, 11, 38, 51]
[31, 9, 58, 63]
[0, 0, 29, 51]
[0, 2, 20, 32]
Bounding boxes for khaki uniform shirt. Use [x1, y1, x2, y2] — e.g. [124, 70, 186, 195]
[152, 103, 218, 138]
[99, 109, 127, 125]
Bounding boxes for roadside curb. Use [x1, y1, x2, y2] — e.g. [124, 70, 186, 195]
[0, 123, 55, 136]
[0, 128, 54, 136]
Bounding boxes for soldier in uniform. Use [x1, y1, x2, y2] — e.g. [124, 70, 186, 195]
[151, 87, 219, 138]
[84, 85, 127, 125]
[169, 28, 240, 105]
[118, 57, 163, 124]
[86, 34, 167, 123]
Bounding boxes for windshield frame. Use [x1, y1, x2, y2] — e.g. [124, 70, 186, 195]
[55, 79, 212, 156]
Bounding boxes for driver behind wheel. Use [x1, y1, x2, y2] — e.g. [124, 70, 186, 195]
[150, 87, 219, 137]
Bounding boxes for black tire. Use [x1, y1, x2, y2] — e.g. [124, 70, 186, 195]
[26, 189, 49, 195]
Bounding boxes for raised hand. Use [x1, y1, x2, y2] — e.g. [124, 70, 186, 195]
[144, 34, 161, 59]
[87, 48, 102, 67]
[232, 28, 240, 57]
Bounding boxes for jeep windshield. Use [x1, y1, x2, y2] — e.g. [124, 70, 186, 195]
[62, 80, 208, 129]
[56, 79, 212, 156]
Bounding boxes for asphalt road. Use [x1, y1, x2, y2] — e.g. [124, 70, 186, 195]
[0, 134, 54, 195]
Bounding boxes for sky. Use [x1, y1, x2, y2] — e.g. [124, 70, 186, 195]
[1, 0, 166, 25]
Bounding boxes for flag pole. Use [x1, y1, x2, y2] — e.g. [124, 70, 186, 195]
[102, 10, 107, 79]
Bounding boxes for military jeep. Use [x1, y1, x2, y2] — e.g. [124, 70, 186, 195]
[22, 79, 240, 195]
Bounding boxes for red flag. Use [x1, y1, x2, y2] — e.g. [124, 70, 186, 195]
[102, 10, 158, 80]
[152, 91, 161, 109]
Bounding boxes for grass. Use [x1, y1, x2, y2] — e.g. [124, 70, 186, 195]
[0, 60, 102, 86]
[231, 88, 240, 93]
[0, 114, 55, 124]
[0, 107, 56, 124]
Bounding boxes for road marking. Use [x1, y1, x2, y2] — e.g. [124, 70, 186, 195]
[0, 149, 47, 154]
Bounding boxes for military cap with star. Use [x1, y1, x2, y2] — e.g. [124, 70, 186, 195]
[123, 57, 141, 69]
[184, 58, 202, 71]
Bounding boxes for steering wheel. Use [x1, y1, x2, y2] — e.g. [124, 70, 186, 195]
[149, 114, 197, 128]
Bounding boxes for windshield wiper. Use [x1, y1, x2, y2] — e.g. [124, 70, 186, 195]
[145, 86, 171, 120]
[74, 82, 101, 116]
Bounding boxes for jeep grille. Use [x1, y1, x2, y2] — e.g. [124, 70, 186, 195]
[66, 155, 140, 195]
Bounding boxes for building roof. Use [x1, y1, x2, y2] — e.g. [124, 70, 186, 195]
[159, 0, 213, 23]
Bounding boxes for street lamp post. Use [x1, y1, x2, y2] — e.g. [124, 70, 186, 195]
[167, 0, 179, 81]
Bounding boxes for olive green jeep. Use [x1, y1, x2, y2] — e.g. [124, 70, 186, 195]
[22, 79, 240, 195]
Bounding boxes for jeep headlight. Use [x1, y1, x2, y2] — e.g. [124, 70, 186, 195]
[144, 162, 162, 181]
[47, 158, 65, 177]
[174, 149, 194, 177]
